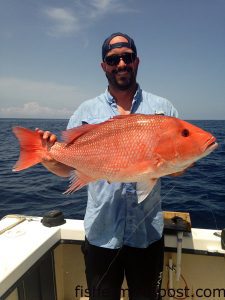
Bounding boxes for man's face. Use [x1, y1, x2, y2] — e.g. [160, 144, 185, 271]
[101, 38, 139, 91]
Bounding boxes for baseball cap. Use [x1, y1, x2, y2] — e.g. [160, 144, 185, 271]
[102, 32, 137, 61]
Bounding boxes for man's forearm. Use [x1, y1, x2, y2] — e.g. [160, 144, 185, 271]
[41, 160, 74, 177]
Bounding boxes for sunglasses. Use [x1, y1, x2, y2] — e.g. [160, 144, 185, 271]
[104, 52, 137, 66]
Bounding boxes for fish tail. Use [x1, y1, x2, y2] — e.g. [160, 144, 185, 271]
[12, 127, 46, 171]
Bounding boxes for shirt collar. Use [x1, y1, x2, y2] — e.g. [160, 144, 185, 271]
[133, 84, 142, 104]
[105, 88, 114, 104]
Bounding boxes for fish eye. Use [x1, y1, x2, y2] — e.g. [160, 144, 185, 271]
[181, 129, 190, 137]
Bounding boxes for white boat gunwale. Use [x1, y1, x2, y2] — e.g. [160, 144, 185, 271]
[0, 215, 224, 299]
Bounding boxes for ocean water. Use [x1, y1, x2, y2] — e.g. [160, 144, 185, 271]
[0, 118, 225, 230]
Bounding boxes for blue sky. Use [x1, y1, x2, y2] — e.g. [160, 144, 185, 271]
[0, 0, 224, 119]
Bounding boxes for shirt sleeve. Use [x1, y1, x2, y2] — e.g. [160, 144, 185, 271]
[170, 104, 179, 118]
[67, 106, 84, 129]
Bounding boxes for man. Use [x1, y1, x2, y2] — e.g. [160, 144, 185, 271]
[38, 33, 178, 300]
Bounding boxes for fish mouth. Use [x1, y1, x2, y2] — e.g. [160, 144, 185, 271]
[204, 136, 218, 153]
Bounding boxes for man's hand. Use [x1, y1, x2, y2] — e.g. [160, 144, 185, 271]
[35, 128, 73, 177]
[36, 128, 57, 149]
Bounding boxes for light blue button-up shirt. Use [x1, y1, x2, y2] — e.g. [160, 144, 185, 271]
[67, 85, 178, 249]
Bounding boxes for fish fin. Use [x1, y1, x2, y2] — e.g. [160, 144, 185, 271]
[136, 179, 158, 203]
[61, 123, 100, 144]
[12, 127, 45, 171]
[64, 170, 94, 194]
[111, 115, 139, 120]
[62, 115, 143, 144]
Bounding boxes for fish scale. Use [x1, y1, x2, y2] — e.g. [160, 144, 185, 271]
[55, 117, 160, 177]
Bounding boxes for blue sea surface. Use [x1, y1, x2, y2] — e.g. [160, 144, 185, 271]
[0, 118, 225, 229]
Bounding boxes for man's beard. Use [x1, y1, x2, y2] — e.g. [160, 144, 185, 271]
[105, 66, 137, 91]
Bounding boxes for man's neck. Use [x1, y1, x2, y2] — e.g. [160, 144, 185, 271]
[108, 84, 138, 115]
